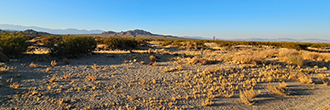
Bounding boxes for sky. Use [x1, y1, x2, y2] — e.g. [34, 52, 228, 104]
[0, 0, 330, 40]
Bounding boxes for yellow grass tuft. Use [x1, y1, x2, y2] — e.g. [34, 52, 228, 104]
[316, 106, 330, 110]
[149, 55, 157, 62]
[86, 75, 97, 81]
[298, 74, 312, 84]
[51, 60, 57, 66]
[267, 82, 287, 96]
[201, 98, 212, 106]
[49, 77, 55, 83]
[240, 90, 254, 105]
[0, 67, 10, 73]
[45, 68, 51, 72]
[10, 82, 21, 88]
[243, 88, 257, 98]
[91, 63, 99, 68]
[29, 62, 41, 68]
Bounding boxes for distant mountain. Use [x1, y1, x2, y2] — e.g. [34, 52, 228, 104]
[232, 38, 330, 43]
[0, 29, 51, 35]
[91, 29, 178, 39]
[0, 24, 104, 34]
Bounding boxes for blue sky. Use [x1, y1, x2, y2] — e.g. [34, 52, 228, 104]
[0, 0, 329, 40]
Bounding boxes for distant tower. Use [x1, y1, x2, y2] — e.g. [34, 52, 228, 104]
[213, 36, 215, 40]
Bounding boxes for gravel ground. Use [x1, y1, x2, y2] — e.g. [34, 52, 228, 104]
[1, 49, 330, 110]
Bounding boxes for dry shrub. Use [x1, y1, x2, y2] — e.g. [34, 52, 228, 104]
[317, 53, 330, 62]
[29, 62, 41, 68]
[301, 52, 319, 60]
[240, 90, 254, 105]
[243, 88, 257, 98]
[176, 65, 183, 71]
[10, 82, 21, 88]
[316, 106, 330, 110]
[199, 58, 211, 65]
[279, 49, 298, 57]
[267, 82, 288, 96]
[49, 78, 55, 83]
[188, 56, 211, 65]
[298, 74, 312, 84]
[259, 49, 278, 58]
[91, 64, 99, 68]
[51, 60, 57, 66]
[316, 74, 327, 81]
[0, 67, 9, 74]
[201, 98, 212, 106]
[86, 75, 97, 81]
[188, 56, 200, 64]
[45, 68, 51, 72]
[63, 74, 70, 79]
[149, 55, 158, 62]
[284, 54, 305, 66]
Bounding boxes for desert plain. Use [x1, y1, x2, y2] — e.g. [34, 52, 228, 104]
[1, 41, 330, 110]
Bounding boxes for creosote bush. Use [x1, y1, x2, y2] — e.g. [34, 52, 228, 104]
[50, 36, 97, 58]
[0, 33, 31, 57]
[102, 36, 141, 49]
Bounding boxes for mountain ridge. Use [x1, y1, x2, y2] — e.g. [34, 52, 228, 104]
[0, 24, 104, 34]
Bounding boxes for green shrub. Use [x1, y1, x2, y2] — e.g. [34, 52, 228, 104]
[162, 40, 173, 46]
[0, 33, 30, 58]
[39, 35, 62, 46]
[50, 36, 96, 58]
[102, 36, 139, 49]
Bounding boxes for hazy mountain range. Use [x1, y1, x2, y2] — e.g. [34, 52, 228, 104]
[0, 24, 104, 34]
[1, 24, 329, 43]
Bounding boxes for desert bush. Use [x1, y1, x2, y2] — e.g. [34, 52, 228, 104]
[102, 36, 139, 49]
[0, 33, 30, 57]
[267, 83, 287, 96]
[298, 73, 312, 84]
[240, 90, 254, 105]
[301, 52, 319, 60]
[285, 54, 305, 66]
[278, 49, 299, 57]
[39, 35, 62, 46]
[50, 36, 96, 58]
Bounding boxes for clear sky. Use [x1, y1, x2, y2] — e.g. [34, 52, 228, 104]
[0, 0, 329, 40]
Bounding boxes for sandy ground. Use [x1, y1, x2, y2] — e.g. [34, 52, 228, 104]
[1, 45, 330, 110]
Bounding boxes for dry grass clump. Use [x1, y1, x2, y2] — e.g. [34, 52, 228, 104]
[29, 62, 41, 68]
[316, 74, 327, 82]
[49, 77, 55, 83]
[51, 60, 57, 66]
[86, 75, 97, 81]
[243, 88, 257, 98]
[259, 49, 278, 58]
[10, 82, 21, 88]
[149, 55, 158, 62]
[298, 74, 312, 84]
[188, 56, 211, 65]
[284, 54, 305, 66]
[279, 49, 298, 57]
[240, 90, 254, 105]
[176, 65, 183, 71]
[316, 106, 330, 110]
[201, 98, 212, 106]
[301, 52, 319, 60]
[0, 67, 10, 73]
[45, 68, 51, 72]
[91, 64, 99, 68]
[267, 82, 288, 96]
